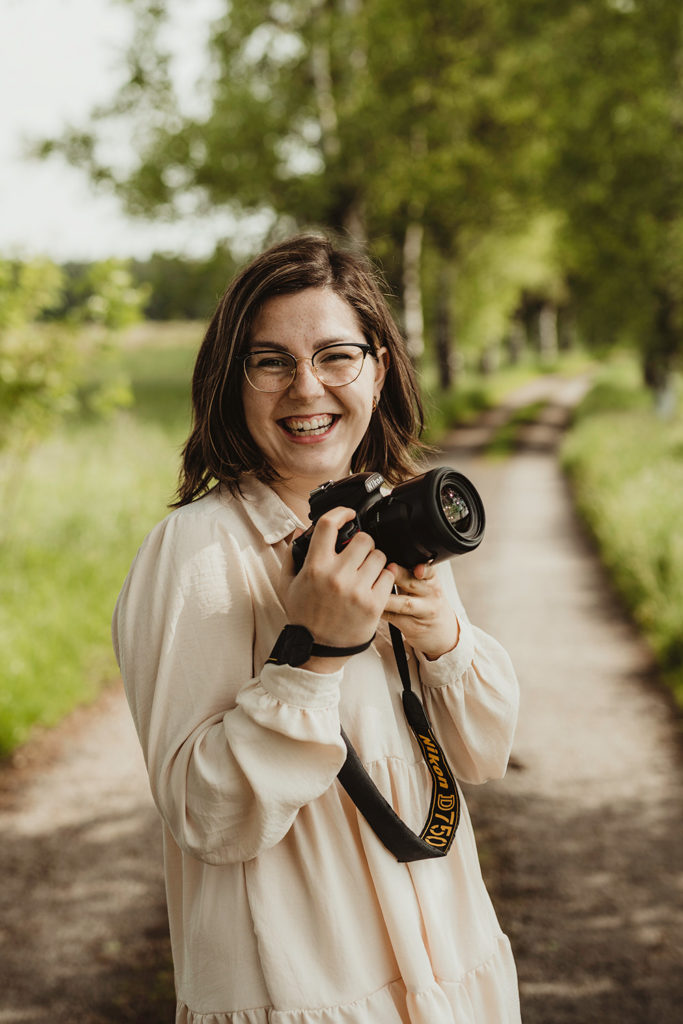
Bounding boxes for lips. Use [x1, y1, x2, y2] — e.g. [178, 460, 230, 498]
[279, 414, 339, 436]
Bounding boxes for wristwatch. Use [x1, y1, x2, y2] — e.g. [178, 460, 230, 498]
[266, 624, 375, 668]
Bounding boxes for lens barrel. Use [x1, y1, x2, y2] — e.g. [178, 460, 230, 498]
[366, 467, 485, 568]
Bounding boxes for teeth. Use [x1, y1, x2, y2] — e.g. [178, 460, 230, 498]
[283, 415, 335, 435]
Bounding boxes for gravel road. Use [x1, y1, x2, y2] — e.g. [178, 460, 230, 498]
[1, 373, 681, 1023]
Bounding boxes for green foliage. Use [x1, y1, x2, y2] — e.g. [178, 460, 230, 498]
[0, 416, 182, 754]
[128, 246, 238, 320]
[37, 0, 683, 392]
[0, 322, 195, 755]
[562, 359, 683, 704]
[0, 258, 148, 451]
[529, 0, 683, 383]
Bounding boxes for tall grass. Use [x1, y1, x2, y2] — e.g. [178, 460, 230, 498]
[561, 358, 683, 706]
[0, 324, 200, 755]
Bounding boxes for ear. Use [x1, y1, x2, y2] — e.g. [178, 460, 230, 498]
[373, 346, 390, 393]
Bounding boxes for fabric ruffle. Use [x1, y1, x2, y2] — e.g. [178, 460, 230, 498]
[176, 936, 519, 1023]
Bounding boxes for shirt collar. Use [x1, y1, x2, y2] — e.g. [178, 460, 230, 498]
[234, 475, 308, 545]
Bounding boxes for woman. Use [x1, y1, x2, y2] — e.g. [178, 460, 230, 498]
[113, 234, 521, 1023]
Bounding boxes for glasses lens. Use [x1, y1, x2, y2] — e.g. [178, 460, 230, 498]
[313, 344, 367, 387]
[439, 484, 472, 532]
[244, 351, 295, 392]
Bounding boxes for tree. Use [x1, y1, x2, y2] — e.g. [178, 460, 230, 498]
[0, 259, 146, 452]
[41, 0, 547, 370]
[524, 0, 683, 401]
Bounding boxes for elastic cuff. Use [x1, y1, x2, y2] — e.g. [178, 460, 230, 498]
[260, 661, 343, 710]
[416, 616, 476, 686]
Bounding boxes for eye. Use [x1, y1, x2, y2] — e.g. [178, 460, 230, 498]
[317, 346, 356, 364]
[249, 352, 292, 369]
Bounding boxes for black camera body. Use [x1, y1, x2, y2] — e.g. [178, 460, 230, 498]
[291, 466, 485, 573]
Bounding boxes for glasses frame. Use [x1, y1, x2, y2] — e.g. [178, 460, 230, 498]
[242, 341, 374, 393]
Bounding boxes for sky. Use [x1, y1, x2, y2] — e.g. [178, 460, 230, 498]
[0, 0, 246, 262]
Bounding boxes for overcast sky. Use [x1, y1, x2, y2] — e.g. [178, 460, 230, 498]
[0, 0, 242, 262]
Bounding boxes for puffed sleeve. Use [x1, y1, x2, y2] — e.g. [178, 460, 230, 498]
[112, 506, 347, 865]
[416, 562, 520, 785]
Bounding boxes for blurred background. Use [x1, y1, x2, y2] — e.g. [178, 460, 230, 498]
[2, 0, 681, 755]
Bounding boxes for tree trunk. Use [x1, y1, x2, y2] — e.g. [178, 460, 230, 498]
[435, 262, 454, 391]
[402, 221, 424, 361]
[644, 292, 679, 416]
[538, 303, 558, 364]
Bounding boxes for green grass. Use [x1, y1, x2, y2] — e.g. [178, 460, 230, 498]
[0, 323, 198, 755]
[561, 358, 683, 707]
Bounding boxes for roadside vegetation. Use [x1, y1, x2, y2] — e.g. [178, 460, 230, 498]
[562, 358, 683, 708]
[0, 316, 199, 755]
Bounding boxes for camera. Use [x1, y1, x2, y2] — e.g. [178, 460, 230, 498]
[291, 466, 485, 573]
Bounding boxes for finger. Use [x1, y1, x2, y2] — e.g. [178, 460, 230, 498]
[413, 562, 436, 581]
[306, 506, 357, 559]
[383, 591, 426, 619]
[386, 565, 435, 597]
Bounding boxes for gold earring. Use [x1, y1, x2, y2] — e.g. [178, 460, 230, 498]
[372, 397, 378, 412]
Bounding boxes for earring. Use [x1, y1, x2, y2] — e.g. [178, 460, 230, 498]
[372, 397, 378, 413]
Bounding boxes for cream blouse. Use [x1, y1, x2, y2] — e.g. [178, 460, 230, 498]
[112, 476, 521, 1024]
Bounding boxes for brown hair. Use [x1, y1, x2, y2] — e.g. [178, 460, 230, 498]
[173, 233, 427, 506]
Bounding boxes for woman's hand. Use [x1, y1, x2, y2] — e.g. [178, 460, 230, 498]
[280, 507, 396, 672]
[382, 562, 460, 661]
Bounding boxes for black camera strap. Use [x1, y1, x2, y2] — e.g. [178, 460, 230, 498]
[337, 622, 460, 862]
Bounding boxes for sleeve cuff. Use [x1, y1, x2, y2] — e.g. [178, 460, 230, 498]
[415, 616, 476, 687]
[260, 662, 344, 709]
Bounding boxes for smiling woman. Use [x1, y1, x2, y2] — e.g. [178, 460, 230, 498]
[112, 233, 522, 1024]
[239, 287, 389, 519]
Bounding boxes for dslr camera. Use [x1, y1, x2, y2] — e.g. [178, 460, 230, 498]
[291, 466, 485, 573]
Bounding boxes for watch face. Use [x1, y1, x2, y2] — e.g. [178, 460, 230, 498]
[280, 625, 313, 666]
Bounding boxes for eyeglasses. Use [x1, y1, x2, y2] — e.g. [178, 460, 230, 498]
[242, 342, 373, 393]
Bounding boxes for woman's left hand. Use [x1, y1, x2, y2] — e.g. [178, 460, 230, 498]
[382, 562, 460, 661]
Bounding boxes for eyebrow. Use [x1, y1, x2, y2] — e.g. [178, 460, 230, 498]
[247, 337, 356, 353]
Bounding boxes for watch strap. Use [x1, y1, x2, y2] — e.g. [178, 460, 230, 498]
[267, 624, 375, 667]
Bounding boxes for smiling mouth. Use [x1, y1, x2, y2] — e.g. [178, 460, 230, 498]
[279, 414, 339, 437]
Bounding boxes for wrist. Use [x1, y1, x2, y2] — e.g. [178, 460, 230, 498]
[267, 624, 375, 668]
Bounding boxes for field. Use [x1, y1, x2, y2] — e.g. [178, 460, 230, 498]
[0, 322, 199, 754]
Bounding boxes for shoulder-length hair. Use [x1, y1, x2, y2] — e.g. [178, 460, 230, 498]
[173, 233, 427, 507]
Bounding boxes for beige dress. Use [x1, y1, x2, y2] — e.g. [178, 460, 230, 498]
[112, 476, 521, 1024]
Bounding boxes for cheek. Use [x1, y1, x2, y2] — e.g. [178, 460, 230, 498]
[241, 387, 271, 439]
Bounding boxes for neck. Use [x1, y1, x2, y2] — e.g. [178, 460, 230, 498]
[272, 479, 316, 523]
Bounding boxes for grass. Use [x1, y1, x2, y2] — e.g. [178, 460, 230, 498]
[561, 357, 683, 707]
[0, 324, 198, 755]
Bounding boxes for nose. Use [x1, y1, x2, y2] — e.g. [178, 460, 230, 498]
[287, 358, 326, 398]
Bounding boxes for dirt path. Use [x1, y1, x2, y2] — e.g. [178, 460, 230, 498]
[1, 373, 681, 1022]
[0, 690, 174, 1022]
[441, 375, 683, 1023]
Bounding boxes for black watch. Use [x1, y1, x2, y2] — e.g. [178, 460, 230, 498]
[266, 625, 375, 668]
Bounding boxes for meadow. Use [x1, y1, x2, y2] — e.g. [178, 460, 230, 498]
[0, 322, 198, 754]
[1, 324, 680, 755]
[562, 359, 683, 706]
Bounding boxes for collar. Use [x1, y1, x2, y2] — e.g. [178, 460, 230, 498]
[231, 475, 309, 545]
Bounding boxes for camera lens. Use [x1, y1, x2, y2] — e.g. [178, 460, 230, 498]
[439, 483, 472, 532]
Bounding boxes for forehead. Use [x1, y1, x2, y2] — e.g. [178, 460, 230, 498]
[250, 287, 364, 348]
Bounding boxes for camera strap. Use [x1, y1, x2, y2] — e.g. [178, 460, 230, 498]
[337, 622, 460, 862]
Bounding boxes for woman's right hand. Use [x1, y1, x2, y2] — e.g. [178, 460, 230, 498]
[279, 507, 396, 672]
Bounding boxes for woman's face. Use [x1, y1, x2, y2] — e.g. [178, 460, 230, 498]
[242, 286, 388, 506]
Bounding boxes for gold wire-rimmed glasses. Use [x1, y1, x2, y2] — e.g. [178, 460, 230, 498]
[242, 342, 373, 393]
